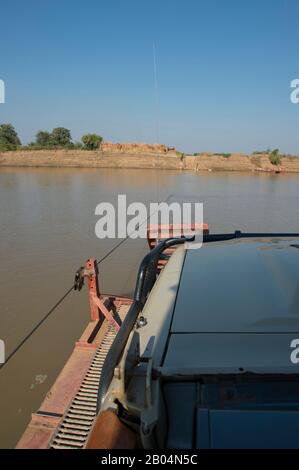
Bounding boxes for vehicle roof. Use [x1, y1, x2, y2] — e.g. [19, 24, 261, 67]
[137, 236, 299, 374]
[173, 237, 299, 334]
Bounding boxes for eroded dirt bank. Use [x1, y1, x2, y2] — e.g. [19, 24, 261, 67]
[1, 149, 299, 173]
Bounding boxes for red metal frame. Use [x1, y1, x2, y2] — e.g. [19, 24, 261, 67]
[147, 223, 209, 249]
[147, 223, 209, 273]
[84, 258, 120, 331]
[17, 261, 133, 449]
[17, 224, 209, 449]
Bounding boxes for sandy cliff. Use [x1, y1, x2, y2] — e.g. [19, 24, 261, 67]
[1, 149, 299, 173]
[101, 141, 176, 154]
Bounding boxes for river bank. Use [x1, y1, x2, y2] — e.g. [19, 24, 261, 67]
[1, 149, 299, 173]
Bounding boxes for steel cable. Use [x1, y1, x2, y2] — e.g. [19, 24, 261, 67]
[0, 194, 174, 371]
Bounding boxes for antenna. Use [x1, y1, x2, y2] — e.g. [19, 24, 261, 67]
[0, 79, 5, 104]
[153, 41, 159, 144]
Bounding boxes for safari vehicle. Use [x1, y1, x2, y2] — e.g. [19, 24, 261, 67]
[18, 227, 299, 449]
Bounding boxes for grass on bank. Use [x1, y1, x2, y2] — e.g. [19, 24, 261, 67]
[252, 148, 282, 166]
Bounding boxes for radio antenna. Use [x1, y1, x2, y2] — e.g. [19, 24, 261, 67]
[153, 41, 160, 144]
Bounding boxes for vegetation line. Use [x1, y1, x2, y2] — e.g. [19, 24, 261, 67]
[0, 123, 102, 151]
[0, 124, 296, 171]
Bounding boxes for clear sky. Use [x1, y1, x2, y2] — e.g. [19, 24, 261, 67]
[0, 0, 299, 154]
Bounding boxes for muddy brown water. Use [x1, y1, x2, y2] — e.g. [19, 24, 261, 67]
[0, 167, 299, 448]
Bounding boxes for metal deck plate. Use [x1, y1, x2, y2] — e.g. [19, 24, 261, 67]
[50, 325, 117, 449]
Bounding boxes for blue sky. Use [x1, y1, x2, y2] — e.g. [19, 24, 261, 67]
[0, 0, 299, 153]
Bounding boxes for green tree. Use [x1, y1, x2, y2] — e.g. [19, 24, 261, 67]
[81, 134, 103, 150]
[35, 130, 52, 148]
[0, 124, 21, 150]
[51, 127, 72, 147]
[269, 148, 281, 166]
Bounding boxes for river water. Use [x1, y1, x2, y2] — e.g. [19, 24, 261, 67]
[0, 167, 299, 448]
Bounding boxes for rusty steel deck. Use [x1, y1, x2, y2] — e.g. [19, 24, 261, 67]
[16, 259, 132, 449]
[17, 223, 209, 449]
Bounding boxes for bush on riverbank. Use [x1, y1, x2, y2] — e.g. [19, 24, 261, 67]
[26, 127, 102, 151]
[0, 123, 104, 153]
[0, 124, 21, 151]
[252, 148, 282, 166]
[269, 149, 281, 166]
[82, 134, 103, 150]
[213, 153, 232, 158]
[28, 127, 73, 149]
